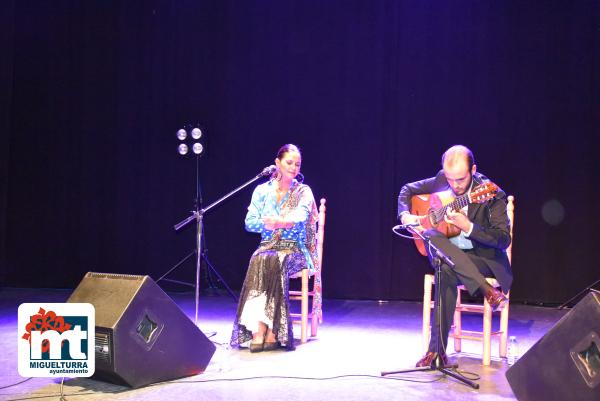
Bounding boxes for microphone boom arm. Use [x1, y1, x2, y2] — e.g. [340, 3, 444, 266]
[171, 164, 274, 325]
[174, 165, 274, 231]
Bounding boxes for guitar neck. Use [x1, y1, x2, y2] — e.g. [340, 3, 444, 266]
[447, 193, 470, 211]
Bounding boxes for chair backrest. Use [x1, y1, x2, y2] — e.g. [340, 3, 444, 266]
[506, 195, 515, 265]
[316, 198, 326, 272]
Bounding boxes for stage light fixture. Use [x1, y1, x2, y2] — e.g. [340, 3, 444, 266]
[176, 123, 205, 158]
[191, 128, 202, 140]
[192, 143, 203, 155]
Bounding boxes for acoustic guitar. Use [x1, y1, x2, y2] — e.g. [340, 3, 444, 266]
[409, 181, 499, 256]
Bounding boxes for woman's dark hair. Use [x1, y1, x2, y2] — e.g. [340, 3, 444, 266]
[276, 143, 301, 160]
[273, 144, 303, 182]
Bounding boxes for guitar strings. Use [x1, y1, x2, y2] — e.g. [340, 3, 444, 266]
[433, 193, 469, 223]
[432, 184, 496, 223]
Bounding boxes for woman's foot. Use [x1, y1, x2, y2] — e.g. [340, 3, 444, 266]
[263, 341, 280, 351]
[262, 328, 279, 351]
[249, 322, 270, 353]
[265, 328, 277, 343]
[249, 335, 264, 353]
[249, 341, 264, 353]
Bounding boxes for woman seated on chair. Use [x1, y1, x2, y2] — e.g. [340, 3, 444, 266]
[231, 144, 319, 352]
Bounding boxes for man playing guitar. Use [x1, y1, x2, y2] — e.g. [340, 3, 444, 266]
[398, 145, 512, 367]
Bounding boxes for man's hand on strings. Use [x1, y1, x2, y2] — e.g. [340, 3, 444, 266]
[444, 209, 472, 232]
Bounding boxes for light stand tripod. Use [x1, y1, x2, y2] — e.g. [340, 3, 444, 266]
[382, 226, 479, 389]
[158, 202, 236, 297]
[558, 278, 600, 309]
[159, 164, 276, 325]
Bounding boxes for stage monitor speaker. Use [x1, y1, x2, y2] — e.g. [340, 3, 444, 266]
[68, 272, 216, 388]
[506, 291, 600, 401]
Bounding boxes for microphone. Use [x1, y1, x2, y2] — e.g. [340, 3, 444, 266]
[260, 165, 277, 177]
[393, 222, 421, 230]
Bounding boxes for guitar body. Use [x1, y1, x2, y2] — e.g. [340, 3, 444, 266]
[410, 191, 462, 256]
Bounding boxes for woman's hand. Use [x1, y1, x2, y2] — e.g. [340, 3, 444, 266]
[262, 216, 279, 230]
[262, 216, 293, 230]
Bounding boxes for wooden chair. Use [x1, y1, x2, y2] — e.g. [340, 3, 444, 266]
[289, 198, 326, 343]
[422, 195, 514, 365]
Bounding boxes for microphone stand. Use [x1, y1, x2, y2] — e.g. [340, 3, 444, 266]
[382, 227, 479, 389]
[162, 166, 274, 326]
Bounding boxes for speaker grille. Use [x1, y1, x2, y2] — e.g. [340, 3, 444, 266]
[95, 330, 113, 368]
[86, 272, 145, 281]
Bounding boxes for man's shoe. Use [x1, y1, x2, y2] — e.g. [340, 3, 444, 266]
[485, 287, 508, 312]
[415, 351, 449, 368]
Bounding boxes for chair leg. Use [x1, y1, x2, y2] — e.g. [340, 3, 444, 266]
[482, 298, 492, 365]
[300, 269, 309, 343]
[311, 272, 322, 337]
[423, 274, 434, 354]
[499, 296, 510, 358]
[453, 290, 462, 353]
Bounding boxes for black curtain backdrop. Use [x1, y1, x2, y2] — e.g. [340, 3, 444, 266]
[0, 1, 15, 282]
[1, 1, 598, 304]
